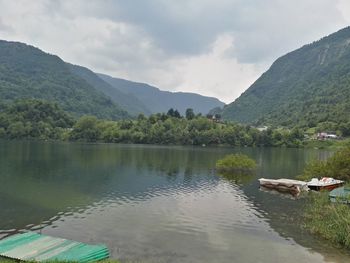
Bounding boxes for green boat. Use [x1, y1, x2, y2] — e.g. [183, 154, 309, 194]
[0, 232, 109, 262]
[329, 187, 350, 204]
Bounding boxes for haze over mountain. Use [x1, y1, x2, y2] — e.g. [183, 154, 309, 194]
[0, 40, 224, 119]
[222, 26, 350, 127]
[98, 74, 225, 115]
[67, 64, 151, 116]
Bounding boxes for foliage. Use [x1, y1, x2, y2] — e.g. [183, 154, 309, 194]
[185, 108, 195, 120]
[69, 116, 101, 142]
[0, 40, 128, 120]
[298, 147, 350, 182]
[167, 108, 181, 118]
[0, 99, 307, 147]
[0, 99, 74, 140]
[304, 191, 350, 249]
[303, 138, 350, 149]
[222, 26, 350, 133]
[68, 112, 305, 146]
[215, 154, 256, 174]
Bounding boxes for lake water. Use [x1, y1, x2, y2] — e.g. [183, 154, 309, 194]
[0, 141, 349, 262]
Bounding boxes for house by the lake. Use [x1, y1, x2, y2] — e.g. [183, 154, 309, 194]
[317, 132, 338, 140]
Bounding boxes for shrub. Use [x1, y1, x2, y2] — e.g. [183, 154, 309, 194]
[216, 154, 256, 174]
[298, 147, 350, 182]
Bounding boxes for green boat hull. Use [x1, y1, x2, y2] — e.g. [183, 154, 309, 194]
[329, 187, 350, 204]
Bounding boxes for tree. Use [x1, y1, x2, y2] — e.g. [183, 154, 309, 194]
[7, 121, 26, 138]
[70, 116, 101, 142]
[167, 108, 175, 117]
[174, 110, 181, 118]
[185, 108, 195, 120]
[137, 113, 146, 121]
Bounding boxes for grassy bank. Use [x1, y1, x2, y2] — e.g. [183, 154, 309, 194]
[301, 146, 350, 249]
[303, 138, 350, 149]
[304, 192, 350, 249]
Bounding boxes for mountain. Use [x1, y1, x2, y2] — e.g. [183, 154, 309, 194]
[0, 39, 225, 118]
[67, 64, 151, 116]
[0, 40, 128, 119]
[98, 73, 225, 115]
[222, 26, 350, 127]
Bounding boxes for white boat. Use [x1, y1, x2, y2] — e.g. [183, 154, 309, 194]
[307, 177, 344, 191]
[259, 178, 309, 194]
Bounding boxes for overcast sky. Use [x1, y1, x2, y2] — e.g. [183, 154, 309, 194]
[0, 0, 349, 103]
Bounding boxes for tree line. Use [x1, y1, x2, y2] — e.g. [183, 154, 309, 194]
[0, 99, 305, 147]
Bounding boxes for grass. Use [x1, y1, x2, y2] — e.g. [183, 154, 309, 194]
[303, 138, 350, 149]
[304, 191, 350, 249]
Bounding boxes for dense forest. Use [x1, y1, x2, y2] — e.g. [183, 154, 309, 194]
[0, 40, 128, 120]
[222, 26, 350, 130]
[0, 99, 305, 147]
[0, 99, 74, 140]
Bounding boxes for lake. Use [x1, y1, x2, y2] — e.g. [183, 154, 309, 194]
[0, 140, 349, 262]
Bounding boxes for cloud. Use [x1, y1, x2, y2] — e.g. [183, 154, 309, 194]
[0, 0, 349, 103]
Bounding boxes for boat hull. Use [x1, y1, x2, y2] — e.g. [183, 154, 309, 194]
[329, 187, 350, 204]
[259, 178, 308, 195]
[308, 183, 344, 191]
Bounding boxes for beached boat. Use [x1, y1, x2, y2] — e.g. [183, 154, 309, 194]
[258, 178, 309, 194]
[329, 186, 350, 203]
[307, 177, 344, 191]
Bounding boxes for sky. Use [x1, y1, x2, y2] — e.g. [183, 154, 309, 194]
[0, 0, 349, 103]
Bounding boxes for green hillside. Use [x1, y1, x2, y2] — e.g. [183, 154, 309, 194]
[222, 26, 350, 128]
[68, 64, 151, 116]
[98, 73, 225, 115]
[0, 40, 128, 120]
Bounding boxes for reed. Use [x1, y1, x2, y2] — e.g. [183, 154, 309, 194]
[304, 191, 350, 248]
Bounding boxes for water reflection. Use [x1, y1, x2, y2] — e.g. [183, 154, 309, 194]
[0, 141, 348, 262]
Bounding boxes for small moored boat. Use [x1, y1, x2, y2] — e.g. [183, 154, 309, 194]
[329, 186, 350, 203]
[258, 178, 309, 194]
[307, 177, 344, 191]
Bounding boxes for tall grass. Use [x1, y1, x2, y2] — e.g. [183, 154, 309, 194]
[304, 192, 350, 248]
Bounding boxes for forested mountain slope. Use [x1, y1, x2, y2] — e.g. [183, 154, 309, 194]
[67, 64, 151, 116]
[0, 40, 128, 119]
[99, 73, 225, 115]
[222, 26, 350, 128]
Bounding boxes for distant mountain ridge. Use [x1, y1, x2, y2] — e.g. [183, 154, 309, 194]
[0, 39, 225, 118]
[222, 26, 350, 127]
[67, 64, 151, 116]
[98, 73, 225, 115]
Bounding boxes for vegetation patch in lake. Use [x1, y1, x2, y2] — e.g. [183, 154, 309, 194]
[216, 154, 256, 175]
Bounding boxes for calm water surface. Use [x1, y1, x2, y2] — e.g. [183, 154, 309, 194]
[0, 141, 349, 262]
